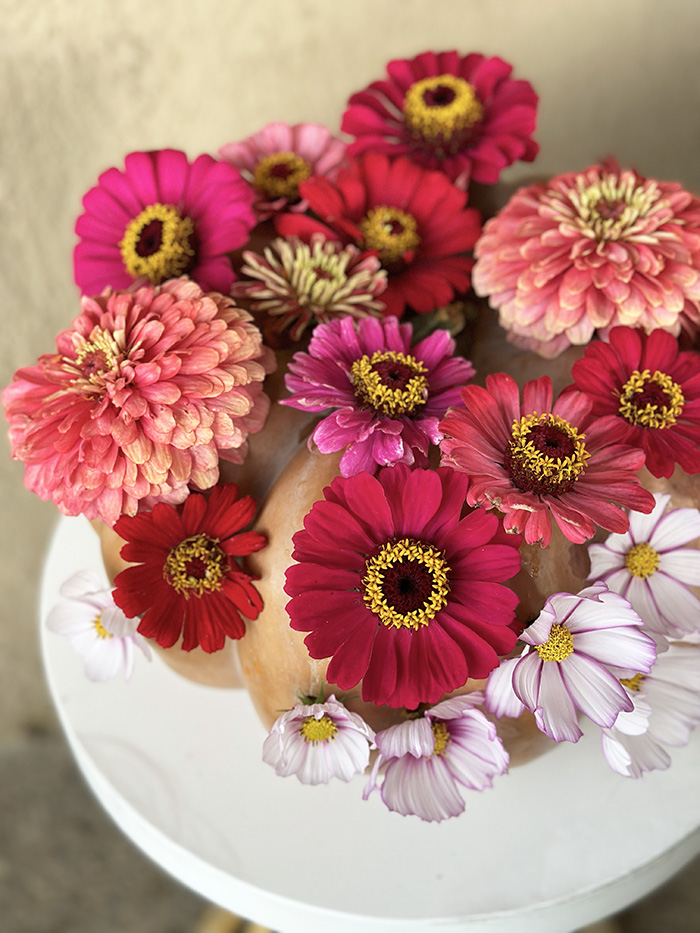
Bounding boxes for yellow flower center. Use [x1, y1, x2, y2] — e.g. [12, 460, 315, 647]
[119, 203, 196, 284]
[506, 412, 590, 497]
[351, 350, 428, 416]
[163, 533, 226, 598]
[619, 369, 685, 429]
[299, 714, 338, 743]
[92, 612, 113, 640]
[362, 537, 450, 631]
[403, 74, 483, 153]
[431, 720, 451, 757]
[358, 206, 420, 265]
[252, 151, 311, 201]
[572, 173, 663, 241]
[620, 672, 646, 692]
[625, 542, 660, 578]
[535, 624, 574, 662]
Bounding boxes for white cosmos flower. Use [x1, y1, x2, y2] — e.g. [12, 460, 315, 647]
[46, 570, 150, 681]
[484, 582, 657, 743]
[262, 695, 375, 785]
[600, 642, 700, 777]
[363, 694, 508, 823]
[588, 493, 700, 639]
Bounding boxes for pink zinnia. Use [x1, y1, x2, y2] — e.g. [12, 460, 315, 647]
[282, 315, 475, 476]
[3, 278, 274, 525]
[74, 149, 256, 296]
[341, 50, 538, 188]
[439, 373, 655, 547]
[569, 326, 700, 478]
[277, 152, 481, 318]
[219, 122, 347, 221]
[285, 463, 522, 710]
[473, 161, 700, 358]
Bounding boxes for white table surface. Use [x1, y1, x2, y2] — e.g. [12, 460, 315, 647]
[40, 515, 700, 933]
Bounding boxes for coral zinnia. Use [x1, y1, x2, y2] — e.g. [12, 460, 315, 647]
[473, 161, 700, 357]
[3, 278, 274, 525]
[112, 484, 265, 652]
[276, 152, 481, 318]
[439, 373, 655, 546]
[485, 582, 657, 743]
[231, 234, 387, 341]
[74, 149, 256, 295]
[588, 493, 700, 639]
[219, 122, 347, 221]
[341, 50, 538, 188]
[284, 463, 522, 710]
[282, 314, 474, 475]
[569, 326, 700, 478]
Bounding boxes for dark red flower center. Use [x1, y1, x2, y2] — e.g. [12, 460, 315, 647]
[403, 73, 484, 157]
[423, 84, 457, 108]
[358, 205, 420, 267]
[119, 203, 196, 284]
[351, 350, 428, 416]
[505, 413, 589, 497]
[618, 369, 684, 429]
[164, 533, 226, 598]
[135, 219, 164, 257]
[252, 151, 312, 201]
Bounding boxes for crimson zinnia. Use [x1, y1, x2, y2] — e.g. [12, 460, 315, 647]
[113, 484, 265, 652]
[284, 463, 522, 710]
[276, 152, 480, 318]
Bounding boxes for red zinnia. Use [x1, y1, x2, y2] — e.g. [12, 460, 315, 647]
[440, 374, 655, 547]
[284, 463, 522, 709]
[276, 152, 481, 318]
[113, 484, 265, 652]
[569, 327, 700, 478]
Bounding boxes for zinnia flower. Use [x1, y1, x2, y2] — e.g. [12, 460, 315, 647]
[230, 234, 387, 341]
[112, 484, 265, 652]
[588, 493, 700, 639]
[569, 326, 700, 478]
[484, 582, 657, 743]
[276, 152, 481, 318]
[262, 695, 375, 784]
[3, 278, 274, 525]
[599, 643, 700, 778]
[46, 570, 150, 681]
[363, 694, 508, 822]
[472, 161, 700, 357]
[341, 50, 538, 188]
[74, 149, 256, 295]
[284, 463, 522, 710]
[219, 122, 346, 221]
[282, 315, 474, 476]
[439, 373, 655, 547]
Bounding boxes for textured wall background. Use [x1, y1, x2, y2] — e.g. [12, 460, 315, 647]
[3, 0, 700, 739]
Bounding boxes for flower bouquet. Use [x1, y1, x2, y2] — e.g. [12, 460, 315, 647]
[5, 49, 700, 823]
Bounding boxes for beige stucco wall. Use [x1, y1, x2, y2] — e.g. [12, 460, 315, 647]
[2, 0, 700, 737]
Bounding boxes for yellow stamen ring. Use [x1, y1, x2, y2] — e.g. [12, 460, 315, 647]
[619, 369, 685, 429]
[362, 537, 450, 631]
[507, 412, 589, 496]
[120, 203, 195, 284]
[164, 533, 226, 598]
[351, 350, 428, 416]
[358, 206, 420, 264]
[299, 714, 338, 743]
[625, 542, 660, 579]
[620, 672, 646, 692]
[403, 74, 483, 146]
[535, 624, 574, 662]
[431, 720, 451, 757]
[252, 151, 311, 201]
[93, 613, 113, 640]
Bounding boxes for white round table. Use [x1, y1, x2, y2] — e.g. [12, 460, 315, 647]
[41, 516, 700, 933]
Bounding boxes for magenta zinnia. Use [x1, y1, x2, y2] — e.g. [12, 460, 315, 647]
[231, 234, 387, 341]
[282, 314, 474, 475]
[473, 161, 700, 357]
[219, 121, 346, 221]
[74, 149, 256, 295]
[440, 373, 655, 547]
[277, 152, 481, 318]
[284, 463, 522, 710]
[569, 326, 700, 478]
[113, 484, 265, 652]
[3, 278, 274, 525]
[341, 50, 538, 188]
